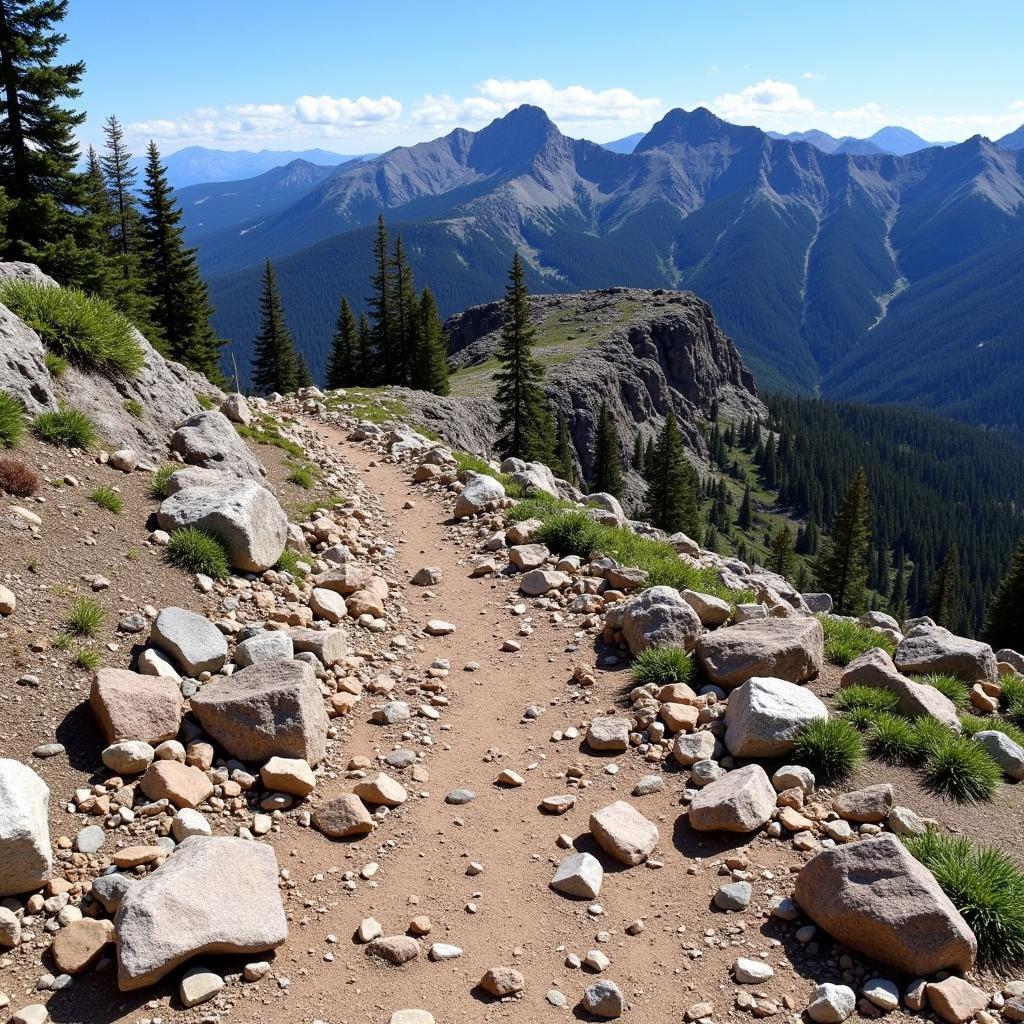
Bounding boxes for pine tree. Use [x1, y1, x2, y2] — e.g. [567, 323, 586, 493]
[75, 145, 117, 298]
[632, 433, 645, 475]
[982, 536, 1024, 652]
[0, 0, 85, 270]
[645, 413, 699, 535]
[494, 253, 552, 462]
[552, 412, 576, 484]
[293, 352, 313, 389]
[326, 296, 357, 389]
[367, 214, 392, 381]
[815, 467, 872, 616]
[928, 546, 961, 629]
[891, 554, 909, 623]
[589, 402, 623, 496]
[413, 288, 449, 395]
[251, 260, 300, 394]
[139, 141, 222, 377]
[100, 116, 136, 255]
[389, 234, 419, 385]
[738, 483, 753, 529]
[356, 313, 374, 385]
[769, 523, 795, 578]
[643, 437, 656, 482]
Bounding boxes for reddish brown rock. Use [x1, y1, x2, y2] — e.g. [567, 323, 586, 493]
[90, 668, 182, 745]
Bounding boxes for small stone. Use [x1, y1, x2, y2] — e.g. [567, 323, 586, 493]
[582, 979, 624, 1018]
[550, 852, 603, 900]
[714, 880, 752, 911]
[428, 943, 463, 961]
[807, 983, 857, 1023]
[180, 966, 224, 1008]
[424, 619, 456, 636]
[733, 957, 774, 983]
[50, 918, 114, 974]
[260, 756, 316, 797]
[367, 935, 420, 965]
[445, 788, 475, 805]
[480, 966, 525, 998]
[74, 824, 105, 854]
[863, 978, 900, 1012]
[926, 977, 989, 1024]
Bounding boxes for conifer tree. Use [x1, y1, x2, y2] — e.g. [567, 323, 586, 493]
[928, 545, 961, 629]
[389, 234, 419, 385]
[100, 116, 137, 255]
[293, 352, 313, 389]
[738, 483, 753, 529]
[0, 0, 85, 270]
[645, 412, 699, 535]
[368, 215, 392, 380]
[75, 145, 117, 298]
[139, 141, 222, 377]
[589, 402, 623, 496]
[643, 437, 656, 482]
[326, 296, 357, 389]
[356, 313, 374, 385]
[413, 288, 450, 395]
[815, 467, 872, 615]
[891, 554, 909, 623]
[982, 536, 1024, 651]
[494, 253, 552, 462]
[251, 260, 299, 394]
[769, 523, 795, 578]
[553, 412, 577, 485]
[632, 433, 645, 475]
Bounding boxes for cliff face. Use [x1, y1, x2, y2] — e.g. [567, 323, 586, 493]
[444, 287, 764, 500]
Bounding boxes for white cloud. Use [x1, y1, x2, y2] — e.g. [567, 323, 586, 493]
[711, 79, 815, 125]
[802, 71, 826, 80]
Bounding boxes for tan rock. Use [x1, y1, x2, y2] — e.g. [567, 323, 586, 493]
[832, 784, 893, 823]
[51, 917, 114, 974]
[926, 977, 989, 1024]
[139, 761, 213, 809]
[112, 846, 164, 868]
[313, 794, 375, 838]
[688, 764, 776, 832]
[90, 668, 182, 745]
[260, 756, 316, 797]
[354, 772, 407, 807]
[366, 935, 419, 965]
[660, 702, 699, 734]
[697, 616, 824, 688]
[480, 966, 525, 997]
[589, 800, 659, 866]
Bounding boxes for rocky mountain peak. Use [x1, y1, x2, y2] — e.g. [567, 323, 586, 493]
[468, 104, 562, 173]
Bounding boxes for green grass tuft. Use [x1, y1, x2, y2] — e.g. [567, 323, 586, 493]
[275, 548, 307, 580]
[906, 831, 1024, 968]
[1001, 675, 1024, 728]
[868, 712, 924, 764]
[631, 646, 695, 688]
[504, 492, 575, 523]
[0, 391, 26, 448]
[149, 464, 175, 500]
[52, 632, 74, 651]
[820, 615, 895, 667]
[0, 280, 143, 377]
[286, 463, 317, 489]
[960, 714, 1024, 748]
[67, 597, 104, 637]
[453, 450, 497, 477]
[923, 732, 1002, 802]
[123, 398, 144, 419]
[195, 392, 217, 410]
[44, 352, 67, 377]
[73, 647, 101, 670]
[918, 673, 970, 711]
[792, 718, 865, 783]
[89, 485, 123, 514]
[835, 685, 900, 716]
[165, 527, 230, 579]
[32, 407, 97, 449]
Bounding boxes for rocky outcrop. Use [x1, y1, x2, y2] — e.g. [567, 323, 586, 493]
[0, 263, 220, 454]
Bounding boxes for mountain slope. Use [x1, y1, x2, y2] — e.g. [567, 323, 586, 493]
[146, 146, 360, 187]
[998, 123, 1024, 150]
[198, 105, 1024, 431]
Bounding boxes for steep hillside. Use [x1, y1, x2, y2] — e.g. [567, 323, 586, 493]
[199, 105, 1024, 426]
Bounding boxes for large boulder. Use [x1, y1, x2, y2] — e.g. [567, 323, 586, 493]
[894, 626, 998, 683]
[189, 659, 328, 766]
[724, 676, 828, 758]
[90, 668, 183, 745]
[997, 648, 1024, 674]
[499, 457, 559, 498]
[840, 648, 961, 730]
[170, 410, 264, 480]
[973, 731, 1024, 780]
[696, 616, 823, 688]
[453, 472, 505, 518]
[688, 764, 776, 833]
[150, 607, 228, 676]
[158, 480, 288, 573]
[793, 835, 976, 976]
[0, 759, 52, 896]
[604, 585, 702, 654]
[115, 836, 287, 990]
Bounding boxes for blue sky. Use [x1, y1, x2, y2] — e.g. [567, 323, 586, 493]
[66, 0, 1024, 154]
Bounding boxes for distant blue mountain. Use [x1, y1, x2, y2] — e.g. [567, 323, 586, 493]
[600, 132, 645, 154]
[998, 123, 1024, 150]
[768, 125, 951, 155]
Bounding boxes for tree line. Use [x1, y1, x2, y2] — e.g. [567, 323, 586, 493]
[251, 216, 450, 396]
[0, 0, 223, 378]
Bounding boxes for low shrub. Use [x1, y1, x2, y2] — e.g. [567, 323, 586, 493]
[906, 831, 1024, 968]
[0, 280, 143, 377]
[919, 673, 970, 711]
[1001, 675, 1024, 728]
[123, 398, 144, 418]
[44, 352, 68, 377]
[0, 455, 40, 496]
[923, 732, 1002, 802]
[0, 391, 26, 448]
[149, 464, 175, 500]
[286, 464, 317, 489]
[820, 616, 895, 667]
[537, 510, 603, 559]
[631, 646, 695, 688]
[195, 392, 217, 410]
[67, 597, 104, 637]
[32, 408, 97, 449]
[504, 492, 574, 523]
[89, 485, 124, 514]
[792, 718, 865, 783]
[165, 527, 230, 580]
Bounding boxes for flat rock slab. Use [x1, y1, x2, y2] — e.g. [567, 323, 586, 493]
[895, 626, 998, 683]
[190, 658, 328, 766]
[235, 631, 294, 668]
[151, 607, 228, 676]
[832, 784, 894, 823]
[724, 675, 828, 757]
[90, 668, 183, 746]
[115, 835, 287, 990]
[793, 834, 976, 976]
[688, 764, 775, 833]
[139, 761, 213, 809]
[288, 627, 347, 667]
[0, 758, 52, 896]
[697, 616, 823, 688]
[589, 800, 659, 865]
[587, 716, 631, 753]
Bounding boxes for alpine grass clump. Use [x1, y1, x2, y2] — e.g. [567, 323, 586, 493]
[32, 408, 97, 449]
[631, 646, 695, 688]
[820, 615, 894, 667]
[906, 831, 1024, 968]
[868, 712, 924, 764]
[918, 673, 970, 711]
[67, 597, 104, 637]
[0, 280, 143, 377]
[792, 718, 865, 783]
[285, 464, 317, 489]
[1001, 675, 1024, 727]
[123, 398, 144, 418]
[73, 648, 101, 671]
[275, 548, 307, 580]
[923, 732, 1002, 802]
[960, 714, 1024, 748]
[44, 352, 67, 377]
[0, 392, 26, 448]
[164, 528, 230, 580]
[149, 464, 175, 500]
[89, 485, 124, 514]
[0, 456, 40, 496]
[835, 685, 900, 716]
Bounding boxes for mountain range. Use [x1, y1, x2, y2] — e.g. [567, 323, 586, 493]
[189, 105, 1024, 434]
[146, 146, 367, 187]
